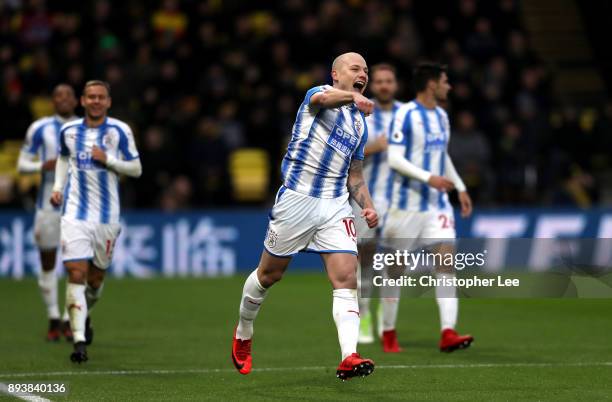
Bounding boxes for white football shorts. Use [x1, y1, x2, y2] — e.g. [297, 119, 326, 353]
[263, 186, 359, 257]
[380, 207, 456, 252]
[33, 209, 61, 250]
[61, 217, 122, 269]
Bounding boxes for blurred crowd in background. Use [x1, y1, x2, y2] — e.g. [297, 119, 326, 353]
[1, 0, 610, 210]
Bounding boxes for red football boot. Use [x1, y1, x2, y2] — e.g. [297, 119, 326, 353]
[62, 321, 73, 342]
[439, 328, 473, 352]
[336, 353, 375, 381]
[231, 329, 252, 375]
[46, 319, 61, 342]
[381, 329, 403, 353]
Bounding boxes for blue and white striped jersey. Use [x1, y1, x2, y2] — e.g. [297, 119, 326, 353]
[281, 85, 368, 199]
[59, 117, 139, 224]
[363, 100, 403, 212]
[21, 115, 77, 211]
[389, 100, 452, 212]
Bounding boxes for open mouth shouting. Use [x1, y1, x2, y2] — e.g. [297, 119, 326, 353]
[353, 80, 366, 91]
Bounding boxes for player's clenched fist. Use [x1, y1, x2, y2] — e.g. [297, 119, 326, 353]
[361, 208, 378, 229]
[428, 175, 454, 192]
[91, 145, 108, 164]
[353, 93, 374, 115]
[50, 191, 63, 208]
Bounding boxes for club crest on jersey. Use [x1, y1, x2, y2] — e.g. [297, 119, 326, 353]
[266, 228, 278, 248]
[103, 133, 115, 148]
[353, 119, 362, 133]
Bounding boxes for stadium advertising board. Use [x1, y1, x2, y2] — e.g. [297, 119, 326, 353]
[0, 209, 610, 278]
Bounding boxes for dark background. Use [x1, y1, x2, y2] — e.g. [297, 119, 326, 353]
[1, 0, 610, 210]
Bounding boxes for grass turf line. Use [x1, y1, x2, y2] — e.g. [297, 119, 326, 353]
[0, 274, 611, 401]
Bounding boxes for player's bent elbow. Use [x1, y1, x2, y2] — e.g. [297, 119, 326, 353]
[131, 167, 143, 178]
[310, 92, 326, 107]
[127, 160, 143, 178]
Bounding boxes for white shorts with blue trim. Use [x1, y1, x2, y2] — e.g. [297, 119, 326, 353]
[34, 209, 61, 250]
[61, 216, 122, 269]
[263, 186, 358, 257]
[380, 207, 456, 252]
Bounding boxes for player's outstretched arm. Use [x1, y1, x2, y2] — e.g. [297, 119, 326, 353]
[50, 155, 69, 207]
[16, 150, 42, 174]
[310, 89, 374, 114]
[17, 122, 44, 174]
[444, 153, 466, 192]
[388, 144, 454, 192]
[445, 153, 472, 217]
[347, 159, 378, 228]
[105, 154, 142, 178]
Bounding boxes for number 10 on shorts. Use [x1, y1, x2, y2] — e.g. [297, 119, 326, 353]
[342, 218, 356, 241]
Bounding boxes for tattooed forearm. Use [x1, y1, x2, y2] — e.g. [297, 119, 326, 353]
[347, 159, 373, 209]
[348, 180, 367, 208]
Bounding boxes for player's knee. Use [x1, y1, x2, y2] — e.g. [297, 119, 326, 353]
[259, 269, 284, 287]
[65, 261, 88, 284]
[333, 269, 357, 289]
[66, 268, 86, 284]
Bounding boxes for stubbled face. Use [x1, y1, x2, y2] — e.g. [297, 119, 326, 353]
[332, 54, 369, 94]
[433, 72, 452, 102]
[81, 84, 111, 120]
[52, 85, 77, 116]
[370, 69, 397, 103]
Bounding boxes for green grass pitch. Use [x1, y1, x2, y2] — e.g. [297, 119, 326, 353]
[1, 274, 611, 401]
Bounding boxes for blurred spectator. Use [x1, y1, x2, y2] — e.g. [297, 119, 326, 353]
[160, 175, 194, 212]
[19, 0, 52, 46]
[448, 111, 492, 202]
[152, 0, 187, 39]
[592, 101, 612, 170]
[189, 117, 231, 206]
[551, 164, 595, 208]
[465, 18, 498, 62]
[495, 121, 531, 203]
[135, 126, 175, 208]
[2, 87, 32, 140]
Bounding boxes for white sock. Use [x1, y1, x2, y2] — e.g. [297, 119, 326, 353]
[332, 289, 360, 360]
[86, 283, 104, 312]
[381, 297, 400, 332]
[61, 306, 69, 322]
[38, 270, 60, 319]
[236, 269, 267, 340]
[66, 283, 88, 343]
[358, 296, 370, 318]
[380, 267, 402, 332]
[435, 273, 458, 330]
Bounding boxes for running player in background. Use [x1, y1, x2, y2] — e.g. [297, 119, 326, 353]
[17, 84, 78, 342]
[50, 80, 142, 363]
[351, 64, 405, 353]
[231, 52, 379, 380]
[384, 62, 474, 352]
